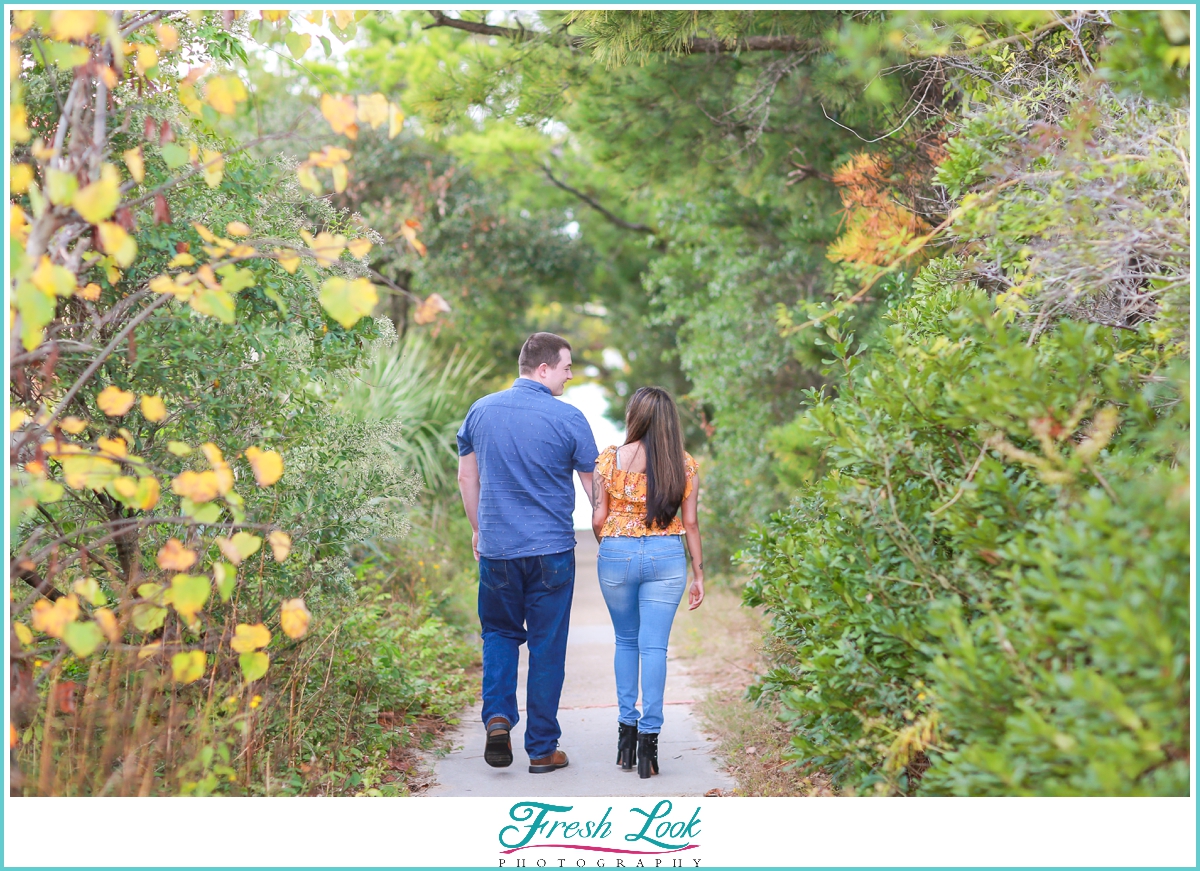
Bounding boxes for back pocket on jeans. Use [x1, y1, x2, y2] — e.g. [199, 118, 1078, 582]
[539, 550, 575, 591]
[596, 554, 632, 587]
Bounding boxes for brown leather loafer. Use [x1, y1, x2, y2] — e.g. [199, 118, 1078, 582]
[528, 749, 569, 774]
[484, 717, 513, 768]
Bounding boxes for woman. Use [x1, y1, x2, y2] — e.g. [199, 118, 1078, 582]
[591, 386, 705, 779]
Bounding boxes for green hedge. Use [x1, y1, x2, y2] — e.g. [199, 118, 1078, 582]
[745, 277, 1189, 795]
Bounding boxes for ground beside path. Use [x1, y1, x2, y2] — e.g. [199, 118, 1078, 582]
[422, 537, 736, 797]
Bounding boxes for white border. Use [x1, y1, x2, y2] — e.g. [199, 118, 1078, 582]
[4, 5, 1197, 870]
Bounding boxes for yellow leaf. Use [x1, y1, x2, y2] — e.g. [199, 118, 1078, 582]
[123, 147, 145, 184]
[319, 277, 378, 329]
[226, 221, 251, 237]
[167, 441, 192, 456]
[11, 163, 34, 194]
[304, 231, 346, 267]
[239, 651, 269, 682]
[202, 150, 224, 188]
[73, 166, 121, 224]
[13, 622, 33, 647]
[73, 577, 106, 606]
[32, 256, 76, 297]
[141, 395, 168, 422]
[134, 477, 160, 510]
[50, 10, 97, 41]
[135, 44, 158, 75]
[156, 537, 197, 571]
[268, 530, 292, 562]
[98, 222, 137, 268]
[332, 162, 348, 194]
[280, 598, 311, 639]
[155, 22, 179, 51]
[168, 253, 196, 268]
[96, 436, 127, 458]
[276, 249, 300, 273]
[149, 274, 192, 301]
[357, 93, 388, 130]
[137, 641, 162, 659]
[348, 238, 372, 259]
[94, 608, 120, 643]
[297, 163, 321, 195]
[262, 10, 290, 23]
[171, 470, 220, 503]
[413, 292, 451, 325]
[171, 650, 206, 684]
[206, 75, 248, 115]
[96, 386, 135, 416]
[230, 622, 271, 653]
[165, 573, 210, 622]
[216, 536, 243, 565]
[99, 66, 118, 89]
[388, 103, 405, 139]
[30, 595, 80, 639]
[112, 475, 138, 502]
[308, 145, 352, 168]
[193, 222, 218, 243]
[320, 94, 357, 136]
[60, 416, 88, 435]
[333, 10, 354, 29]
[244, 446, 284, 486]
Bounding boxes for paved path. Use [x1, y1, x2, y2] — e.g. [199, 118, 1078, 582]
[423, 537, 734, 797]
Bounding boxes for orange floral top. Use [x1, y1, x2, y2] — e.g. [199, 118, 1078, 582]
[595, 445, 699, 538]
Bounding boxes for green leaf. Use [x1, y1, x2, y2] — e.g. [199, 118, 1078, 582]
[42, 41, 91, 69]
[239, 651, 269, 682]
[190, 286, 236, 324]
[181, 496, 222, 524]
[160, 143, 189, 169]
[284, 31, 311, 59]
[230, 532, 262, 560]
[319, 276, 378, 329]
[165, 573, 211, 622]
[131, 603, 168, 633]
[62, 621, 104, 657]
[213, 561, 237, 603]
[46, 168, 78, 206]
[217, 264, 255, 294]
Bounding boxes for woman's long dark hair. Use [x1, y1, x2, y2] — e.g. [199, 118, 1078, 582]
[623, 387, 687, 530]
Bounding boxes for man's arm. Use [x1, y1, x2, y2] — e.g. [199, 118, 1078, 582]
[458, 452, 481, 560]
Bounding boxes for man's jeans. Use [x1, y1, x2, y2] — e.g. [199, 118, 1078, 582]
[596, 535, 687, 734]
[478, 549, 575, 760]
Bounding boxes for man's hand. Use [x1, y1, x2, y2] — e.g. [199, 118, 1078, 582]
[471, 529, 479, 562]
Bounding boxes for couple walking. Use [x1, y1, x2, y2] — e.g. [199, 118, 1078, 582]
[456, 332, 705, 779]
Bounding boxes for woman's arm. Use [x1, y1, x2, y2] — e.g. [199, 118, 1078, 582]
[591, 473, 609, 544]
[680, 477, 705, 609]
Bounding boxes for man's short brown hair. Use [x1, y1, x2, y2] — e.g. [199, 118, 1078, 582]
[518, 332, 571, 374]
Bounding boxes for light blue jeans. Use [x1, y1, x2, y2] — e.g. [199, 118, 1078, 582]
[597, 534, 687, 734]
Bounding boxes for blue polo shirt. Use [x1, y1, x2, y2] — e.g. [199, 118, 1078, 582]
[456, 378, 599, 559]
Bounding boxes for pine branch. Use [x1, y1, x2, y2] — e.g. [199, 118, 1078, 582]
[424, 11, 818, 54]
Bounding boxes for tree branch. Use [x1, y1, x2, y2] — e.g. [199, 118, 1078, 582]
[542, 165, 655, 235]
[424, 11, 819, 54]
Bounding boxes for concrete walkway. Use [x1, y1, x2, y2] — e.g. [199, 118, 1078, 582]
[423, 537, 735, 797]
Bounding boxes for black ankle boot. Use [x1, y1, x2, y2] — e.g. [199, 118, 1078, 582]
[617, 721, 639, 771]
[637, 732, 659, 779]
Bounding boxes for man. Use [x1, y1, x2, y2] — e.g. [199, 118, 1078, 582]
[456, 332, 598, 774]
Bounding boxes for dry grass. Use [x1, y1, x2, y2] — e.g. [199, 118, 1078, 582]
[671, 580, 835, 797]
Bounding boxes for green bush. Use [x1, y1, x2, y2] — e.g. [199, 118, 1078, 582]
[743, 46, 1189, 796]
